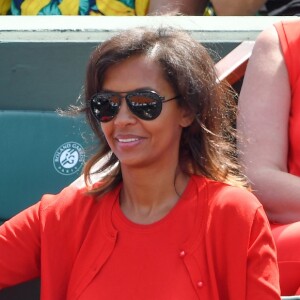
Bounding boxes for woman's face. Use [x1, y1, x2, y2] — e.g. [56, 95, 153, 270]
[100, 55, 192, 170]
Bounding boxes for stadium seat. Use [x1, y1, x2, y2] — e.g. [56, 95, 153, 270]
[0, 110, 95, 224]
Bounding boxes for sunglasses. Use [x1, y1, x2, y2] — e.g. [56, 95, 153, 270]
[89, 90, 180, 122]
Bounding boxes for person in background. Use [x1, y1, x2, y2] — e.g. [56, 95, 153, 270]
[0, 0, 202, 15]
[0, 26, 280, 299]
[204, 0, 300, 15]
[237, 19, 300, 295]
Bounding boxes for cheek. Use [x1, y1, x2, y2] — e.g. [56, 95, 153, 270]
[153, 118, 183, 141]
[100, 124, 112, 142]
[160, 108, 186, 130]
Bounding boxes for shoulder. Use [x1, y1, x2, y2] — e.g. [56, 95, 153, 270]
[238, 23, 283, 89]
[254, 20, 300, 57]
[38, 182, 118, 226]
[192, 175, 262, 218]
[252, 24, 279, 56]
[39, 184, 93, 213]
[194, 177, 271, 239]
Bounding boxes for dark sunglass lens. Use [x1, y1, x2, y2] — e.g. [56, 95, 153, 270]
[127, 92, 162, 120]
[90, 94, 120, 122]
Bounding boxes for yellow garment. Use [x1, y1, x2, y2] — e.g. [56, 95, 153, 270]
[96, 0, 149, 16]
[135, 0, 149, 16]
[0, 0, 10, 15]
[4, 0, 149, 16]
[21, 0, 52, 15]
[58, 0, 80, 15]
[96, 0, 134, 15]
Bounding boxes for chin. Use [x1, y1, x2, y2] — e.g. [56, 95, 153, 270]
[119, 157, 151, 169]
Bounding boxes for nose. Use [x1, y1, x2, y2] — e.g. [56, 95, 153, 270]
[113, 98, 136, 127]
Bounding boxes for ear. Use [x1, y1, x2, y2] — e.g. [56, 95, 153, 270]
[179, 108, 194, 128]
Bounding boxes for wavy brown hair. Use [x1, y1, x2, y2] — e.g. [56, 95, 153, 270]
[78, 26, 249, 196]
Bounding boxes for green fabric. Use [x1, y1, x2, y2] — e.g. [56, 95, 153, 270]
[0, 111, 95, 220]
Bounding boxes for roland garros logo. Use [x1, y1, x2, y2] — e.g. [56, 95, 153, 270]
[53, 142, 85, 175]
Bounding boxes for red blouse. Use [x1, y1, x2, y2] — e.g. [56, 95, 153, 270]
[80, 178, 199, 299]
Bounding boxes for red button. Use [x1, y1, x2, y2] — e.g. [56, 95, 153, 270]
[179, 250, 186, 257]
[197, 281, 203, 288]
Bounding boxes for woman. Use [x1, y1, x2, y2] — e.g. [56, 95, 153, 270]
[237, 19, 300, 295]
[0, 26, 280, 299]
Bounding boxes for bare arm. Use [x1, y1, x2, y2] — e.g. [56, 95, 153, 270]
[147, 0, 206, 15]
[237, 25, 300, 223]
[210, 0, 266, 15]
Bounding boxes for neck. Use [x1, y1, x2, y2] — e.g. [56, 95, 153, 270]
[119, 164, 190, 224]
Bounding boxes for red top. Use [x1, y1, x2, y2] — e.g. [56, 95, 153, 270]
[275, 19, 300, 175]
[80, 178, 199, 299]
[0, 175, 280, 299]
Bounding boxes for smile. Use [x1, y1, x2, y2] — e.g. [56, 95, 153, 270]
[117, 138, 140, 143]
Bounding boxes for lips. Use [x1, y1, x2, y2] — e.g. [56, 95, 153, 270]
[114, 134, 144, 144]
[117, 138, 139, 143]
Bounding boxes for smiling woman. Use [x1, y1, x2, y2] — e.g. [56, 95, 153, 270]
[97, 54, 191, 181]
[82, 26, 249, 196]
[0, 26, 281, 299]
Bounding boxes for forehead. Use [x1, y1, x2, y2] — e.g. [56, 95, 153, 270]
[101, 55, 169, 92]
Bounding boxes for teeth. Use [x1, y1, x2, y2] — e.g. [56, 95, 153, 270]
[118, 138, 139, 143]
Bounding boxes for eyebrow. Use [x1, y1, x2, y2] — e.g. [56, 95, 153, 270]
[100, 87, 159, 93]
